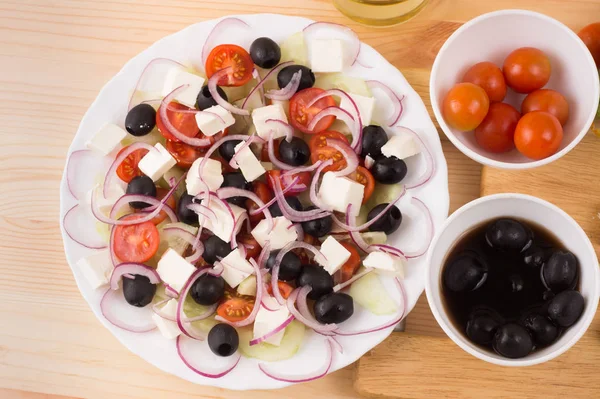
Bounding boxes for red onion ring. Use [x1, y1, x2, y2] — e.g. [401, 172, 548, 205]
[201, 17, 251, 67]
[97, 193, 177, 226]
[242, 62, 293, 109]
[295, 286, 338, 332]
[286, 288, 336, 333]
[160, 86, 213, 146]
[370, 244, 407, 262]
[249, 314, 295, 346]
[268, 132, 295, 170]
[257, 242, 271, 269]
[162, 227, 204, 264]
[403, 197, 434, 259]
[265, 119, 294, 143]
[67, 150, 112, 200]
[240, 69, 265, 110]
[208, 68, 250, 116]
[399, 127, 435, 190]
[308, 106, 360, 151]
[104, 142, 156, 198]
[197, 134, 254, 178]
[186, 203, 218, 227]
[177, 335, 241, 378]
[333, 267, 374, 292]
[366, 80, 405, 126]
[271, 176, 331, 222]
[309, 159, 335, 211]
[327, 335, 344, 354]
[100, 288, 156, 333]
[250, 181, 298, 215]
[265, 70, 302, 101]
[176, 267, 220, 340]
[165, 285, 180, 299]
[151, 298, 175, 321]
[230, 212, 249, 249]
[228, 134, 263, 169]
[128, 58, 186, 111]
[326, 138, 358, 177]
[109, 263, 161, 290]
[281, 160, 324, 176]
[63, 204, 108, 249]
[345, 204, 371, 253]
[217, 187, 273, 232]
[303, 22, 360, 67]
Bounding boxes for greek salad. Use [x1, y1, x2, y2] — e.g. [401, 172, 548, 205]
[64, 18, 435, 383]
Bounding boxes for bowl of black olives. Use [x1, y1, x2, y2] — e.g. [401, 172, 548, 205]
[425, 193, 599, 366]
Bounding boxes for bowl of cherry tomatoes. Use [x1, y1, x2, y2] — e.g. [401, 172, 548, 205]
[430, 9, 599, 169]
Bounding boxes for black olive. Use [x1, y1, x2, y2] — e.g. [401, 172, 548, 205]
[547, 290, 584, 327]
[277, 65, 315, 93]
[523, 313, 559, 347]
[269, 196, 303, 218]
[125, 104, 156, 137]
[367, 203, 402, 235]
[485, 218, 532, 253]
[177, 193, 201, 225]
[196, 85, 227, 110]
[314, 293, 354, 324]
[509, 274, 525, 293]
[126, 175, 157, 209]
[542, 251, 579, 292]
[301, 206, 332, 237]
[122, 275, 156, 307]
[493, 323, 533, 359]
[523, 246, 546, 268]
[296, 264, 334, 300]
[222, 172, 252, 206]
[190, 274, 225, 306]
[542, 290, 555, 302]
[208, 323, 239, 357]
[203, 235, 233, 264]
[219, 139, 243, 162]
[371, 156, 407, 184]
[443, 252, 488, 292]
[278, 137, 310, 166]
[265, 250, 302, 281]
[466, 308, 501, 345]
[249, 37, 281, 69]
[360, 125, 388, 158]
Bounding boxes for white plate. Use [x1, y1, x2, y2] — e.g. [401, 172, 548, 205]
[59, 14, 449, 390]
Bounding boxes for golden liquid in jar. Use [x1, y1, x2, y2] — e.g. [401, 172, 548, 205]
[333, 0, 429, 27]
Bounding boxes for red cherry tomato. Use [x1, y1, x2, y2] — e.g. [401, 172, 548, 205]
[260, 137, 281, 162]
[237, 234, 261, 260]
[217, 289, 255, 322]
[116, 147, 148, 183]
[289, 88, 336, 134]
[514, 111, 563, 160]
[308, 131, 349, 173]
[266, 170, 311, 197]
[348, 166, 375, 204]
[442, 83, 490, 132]
[205, 44, 254, 87]
[267, 281, 294, 299]
[522, 89, 569, 126]
[245, 181, 274, 223]
[165, 140, 207, 169]
[112, 214, 160, 263]
[156, 102, 200, 142]
[503, 47, 552, 94]
[339, 242, 361, 283]
[462, 61, 507, 103]
[474, 103, 521, 153]
[579, 22, 600, 66]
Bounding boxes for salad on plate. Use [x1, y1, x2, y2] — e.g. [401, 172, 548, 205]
[63, 18, 435, 383]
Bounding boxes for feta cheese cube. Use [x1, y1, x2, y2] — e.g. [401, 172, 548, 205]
[310, 39, 345, 73]
[233, 141, 266, 182]
[162, 68, 205, 109]
[363, 251, 405, 277]
[319, 236, 351, 275]
[252, 104, 289, 140]
[381, 133, 421, 160]
[253, 297, 291, 346]
[251, 216, 298, 250]
[152, 299, 181, 339]
[157, 248, 197, 293]
[269, 99, 290, 119]
[195, 105, 235, 137]
[220, 248, 254, 288]
[138, 143, 176, 182]
[318, 171, 365, 215]
[86, 123, 127, 155]
[186, 157, 223, 196]
[340, 93, 376, 126]
[76, 249, 113, 289]
[82, 185, 125, 215]
[199, 202, 247, 243]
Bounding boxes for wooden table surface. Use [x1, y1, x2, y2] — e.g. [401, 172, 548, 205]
[0, 0, 597, 398]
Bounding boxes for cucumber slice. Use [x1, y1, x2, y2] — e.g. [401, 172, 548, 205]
[349, 270, 398, 315]
[314, 73, 372, 97]
[332, 231, 387, 246]
[148, 222, 198, 267]
[223, 79, 256, 103]
[238, 320, 305, 361]
[280, 32, 308, 66]
[183, 295, 219, 333]
[367, 183, 405, 210]
[121, 128, 165, 147]
[237, 275, 257, 297]
[160, 166, 187, 198]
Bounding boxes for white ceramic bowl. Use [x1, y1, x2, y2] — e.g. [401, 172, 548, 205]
[430, 9, 600, 169]
[425, 193, 599, 366]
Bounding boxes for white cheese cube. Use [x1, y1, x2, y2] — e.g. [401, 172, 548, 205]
[220, 248, 254, 288]
[162, 68, 205, 109]
[363, 251, 405, 277]
[195, 105, 235, 137]
[138, 143, 176, 182]
[269, 99, 290, 119]
[233, 141, 266, 182]
[253, 297, 290, 346]
[310, 39, 344, 73]
[251, 216, 298, 250]
[157, 248, 197, 293]
[186, 157, 223, 196]
[86, 123, 127, 156]
[252, 104, 289, 140]
[340, 93, 376, 126]
[199, 202, 247, 243]
[152, 299, 181, 340]
[318, 171, 365, 216]
[76, 249, 113, 289]
[319, 236, 351, 275]
[381, 134, 421, 160]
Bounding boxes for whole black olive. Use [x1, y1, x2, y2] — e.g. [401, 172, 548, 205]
[278, 137, 310, 166]
[485, 218, 532, 253]
[126, 175, 157, 209]
[523, 246, 546, 268]
[301, 206, 333, 237]
[443, 252, 488, 292]
[314, 293, 354, 324]
[125, 103, 156, 136]
[218, 139, 243, 162]
[196, 85, 227, 110]
[493, 323, 533, 358]
[266, 250, 302, 281]
[190, 274, 225, 306]
[177, 193, 201, 225]
[208, 323, 239, 357]
[122, 275, 156, 307]
[249, 37, 281, 69]
[203, 235, 233, 264]
[277, 65, 315, 93]
[371, 156, 407, 184]
[542, 251, 579, 292]
[269, 196, 303, 218]
[222, 172, 252, 206]
[509, 274, 525, 293]
[523, 313, 559, 347]
[296, 265, 334, 300]
[466, 308, 501, 345]
[547, 290, 584, 327]
[367, 203, 402, 235]
[360, 125, 388, 158]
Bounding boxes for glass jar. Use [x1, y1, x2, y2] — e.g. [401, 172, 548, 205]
[333, 0, 429, 27]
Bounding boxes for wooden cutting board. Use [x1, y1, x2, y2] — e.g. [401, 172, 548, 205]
[354, 132, 600, 398]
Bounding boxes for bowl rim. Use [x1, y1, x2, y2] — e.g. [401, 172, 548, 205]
[429, 9, 600, 170]
[425, 193, 600, 366]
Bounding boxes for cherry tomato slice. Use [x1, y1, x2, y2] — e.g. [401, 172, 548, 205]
[267, 281, 294, 299]
[238, 233, 261, 260]
[165, 139, 207, 169]
[514, 111, 563, 160]
[116, 147, 149, 183]
[156, 102, 200, 142]
[309, 131, 349, 173]
[289, 88, 336, 134]
[112, 214, 160, 263]
[348, 166, 375, 204]
[260, 138, 281, 162]
[245, 181, 274, 224]
[266, 170, 311, 197]
[217, 290, 255, 322]
[339, 242, 361, 283]
[205, 44, 254, 87]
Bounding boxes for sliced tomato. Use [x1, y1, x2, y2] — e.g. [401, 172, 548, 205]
[238, 233, 261, 260]
[267, 281, 294, 299]
[112, 214, 160, 263]
[348, 166, 375, 204]
[116, 147, 149, 183]
[246, 181, 274, 223]
[205, 44, 254, 87]
[165, 140, 207, 169]
[144, 187, 176, 225]
[260, 138, 282, 162]
[217, 289, 255, 322]
[289, 88, 336, 134]
[309, 131, 349, 173]
[156, 102, 200, 142]
[339, 242, 361, 283]
[266, 170, 311, 197]
[293, 234, 318, 264]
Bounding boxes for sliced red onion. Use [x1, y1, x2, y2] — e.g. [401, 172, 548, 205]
[370, 244, 407, 262]
[242, 62, 293, 109]
[366, 80, 405, 126]
[268, 133, 294, 170]
[177, 335, 241, 378]
[208, 69, 250, 116]
[249, 314, 295, 346]
[197, 134, 253, 178]
[250, 182, 298, 216]
[308, 106, 360, 151]
[271, 176, 331, 222]
[403, 197, 434, 259]
[265, 119, 294, 143]
[334, 267, 374, 292]
[162, 227, 204, 264]
[257, 241, 271, 269]
[63, 204, 108, 249]
[265, 70, 302, 101]
[303, 22, 360, 67]
[261, 294, 278, 312]
[109, 263, 161, 290]
[97, 192, 177, 226]
[67, 150, 112, 200]
[345, 204, 371, 253]
[201, 17, 251, 67]
[186, 203, 218, 227]
[229, 135, 263, 169]
[127, 58, 185, 111]
[327, 335, 344, 354]
[326, 139, 358, 177]
[109, 224, 118, 266]
[176, 268, 217, 340]
[100, 288, 156, 333]
[165, 285, 180, 299]
[297, 286, 338, 333]
[364, 155, 375, 170]
[240, 69, 265, 110]
[230, 212, 249, 249]
[217, 187, 273, 232]
[399, 127, 435, 190]
[160, 86, 213, 146]
[309, 159, 335, 212]
[281, 160, 324, 176]
[286, 287, 336, 334]
[104, 142, 156, 198]
[152, 298, 176, 321]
